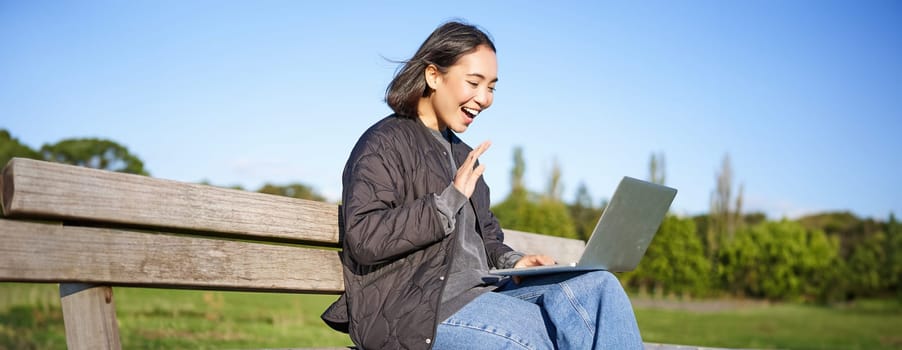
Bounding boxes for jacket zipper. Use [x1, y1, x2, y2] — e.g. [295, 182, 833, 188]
[428, 127, 458, 349]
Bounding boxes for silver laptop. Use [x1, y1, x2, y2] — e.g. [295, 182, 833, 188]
[491, 176, 677, 276]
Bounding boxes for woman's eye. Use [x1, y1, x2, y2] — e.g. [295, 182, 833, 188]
[467, 81, 479, 87]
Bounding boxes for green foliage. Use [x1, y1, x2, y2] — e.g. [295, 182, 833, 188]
[491, 147, 536, 231]
[798, 211, 862, 234]
[1, 130, 148, 176]
[568, 183, 603, 241]
[846, 231, 889, 297]
[533, 198, 577, 239]
[717, 220, 840, 301]
[743, 212, 767, 226]
[622, 216, 711, 297]
[0, 129, 42, 168]
[41, 138, 148, 175]
[887, 213, 902, 299]
[492, 187, 532, 229]
[492, 147, 576, 238]
[492, 188, 578, 239]
[258, 183, 326, 202]
[799, 211, 884, 257]
[803, 228, 845, 303]
[795, 211, 902, 300]
[492, 146, 902, 303]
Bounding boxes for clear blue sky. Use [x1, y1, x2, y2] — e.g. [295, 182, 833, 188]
[2, 1, 900, 220]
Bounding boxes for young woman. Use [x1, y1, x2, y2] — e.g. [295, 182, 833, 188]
[322, 21, 643, 350]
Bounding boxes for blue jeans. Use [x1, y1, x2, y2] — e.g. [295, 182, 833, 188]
[433, 271, 643, 350]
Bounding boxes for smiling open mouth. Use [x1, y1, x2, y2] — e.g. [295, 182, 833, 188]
[462, 107, 480, 118]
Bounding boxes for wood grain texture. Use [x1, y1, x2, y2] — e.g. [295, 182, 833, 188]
[1, 158, 340, 245]
[503, 229, 586, 264]
[0, 219, 344, 293]
[60, 284, 122, 350]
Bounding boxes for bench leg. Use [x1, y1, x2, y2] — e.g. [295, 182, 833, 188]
[60, 283, 122, 350]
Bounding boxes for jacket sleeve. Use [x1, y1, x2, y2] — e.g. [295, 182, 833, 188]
[342, 145, 447, 266]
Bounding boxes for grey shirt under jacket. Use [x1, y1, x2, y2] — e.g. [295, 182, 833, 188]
[428, 127, 524, 322]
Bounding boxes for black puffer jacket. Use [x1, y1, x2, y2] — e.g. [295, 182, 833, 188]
[321, 115, 514, 349]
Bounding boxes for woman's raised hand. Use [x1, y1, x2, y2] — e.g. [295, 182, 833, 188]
[453, 141, 491, 198]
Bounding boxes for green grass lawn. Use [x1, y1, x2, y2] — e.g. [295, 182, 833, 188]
[1, 284, 352, 349]
[635, 298, 902, 349]
[2, 283, 901, 349]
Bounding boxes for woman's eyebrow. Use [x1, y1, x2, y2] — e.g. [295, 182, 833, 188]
[466, 73, 499, 83]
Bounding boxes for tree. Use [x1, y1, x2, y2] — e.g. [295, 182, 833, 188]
[798, 211, 882, 258]
[569, 182, 602, 241]
[492, 147, 534, 230]
[649, 152, 666, 185]
[707, 154, 744, 256]
[546, 158, 564, 200]
[743, 212, 767, 226]
[717, 220, 840, 301]
[622, 216, 711, 298]
[846, 231, 888, 298]
[0, 129, 42, 168]
[258, 183, 326, 202]
[886, 213, 902, 299]
[492, 147, 575, 238]
[511, 147, 526, 193]
[533, 159, 576, 238]
[40, 138, 148, 175]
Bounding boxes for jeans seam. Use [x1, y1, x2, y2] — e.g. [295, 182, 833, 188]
[559, 281, 594, 333]
[441, 319, 537, 350]
[509, 291, 543, 301]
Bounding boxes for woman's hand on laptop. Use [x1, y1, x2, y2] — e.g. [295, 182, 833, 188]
[511, 254, 556, 284]
[514, 254, 556, 268]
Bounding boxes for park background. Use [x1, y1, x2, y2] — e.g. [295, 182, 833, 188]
[2, 1, 901, 349]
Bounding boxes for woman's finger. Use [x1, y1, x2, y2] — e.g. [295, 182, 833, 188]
[470, 164, 486, 185]
[465, 141, 491, 167]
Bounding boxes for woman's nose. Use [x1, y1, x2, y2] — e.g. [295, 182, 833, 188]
[474, 87, 491, 107]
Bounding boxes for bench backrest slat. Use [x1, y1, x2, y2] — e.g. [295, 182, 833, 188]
[2, 158, 340, 246]
[0, 218, 345, 293]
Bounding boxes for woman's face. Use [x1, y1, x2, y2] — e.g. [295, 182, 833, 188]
[421, 45, 498, 133]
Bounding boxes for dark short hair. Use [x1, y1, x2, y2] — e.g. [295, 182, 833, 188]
[385, 21, 496, 118]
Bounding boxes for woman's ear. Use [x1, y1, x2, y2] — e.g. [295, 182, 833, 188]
[424, 64, 441, 90]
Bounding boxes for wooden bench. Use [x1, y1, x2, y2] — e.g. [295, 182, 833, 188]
[0, 158, 727, 349]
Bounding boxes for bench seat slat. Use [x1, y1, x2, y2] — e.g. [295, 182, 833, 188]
[2, 158, 340, 246]
[0, 219, 344, 293]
